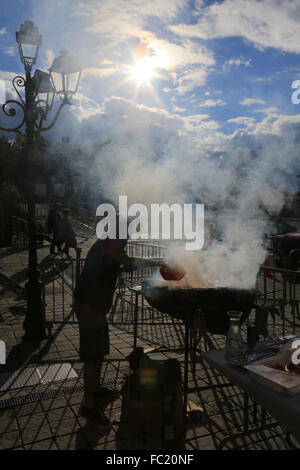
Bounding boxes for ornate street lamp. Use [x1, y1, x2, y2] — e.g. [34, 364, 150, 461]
[16, 21, 42, 71]
[33, 70, 55, 118]
[0, 21, 82, 341]
[50, 50, 81, 104]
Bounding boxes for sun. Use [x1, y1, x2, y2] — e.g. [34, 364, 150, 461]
[130, 57, 156, 84]
[119, 47, 170, 102]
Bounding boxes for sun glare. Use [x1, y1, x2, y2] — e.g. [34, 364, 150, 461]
[122, 48, 170, 102]
[130, 57, 156, 84]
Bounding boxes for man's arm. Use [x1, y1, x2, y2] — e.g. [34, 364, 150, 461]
[119, 251, 164, 272]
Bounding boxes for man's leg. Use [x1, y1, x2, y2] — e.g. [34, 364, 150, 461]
[63, 242, 70, 256]
[56, 241, 62, 253]
[83, 362, 102, 409]
[74, 309, 110, 428]
[81, 360, 110, 428]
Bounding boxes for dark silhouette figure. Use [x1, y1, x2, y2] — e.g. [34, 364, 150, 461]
[57, 208, 77, 257]
[47, 203, 61, 255]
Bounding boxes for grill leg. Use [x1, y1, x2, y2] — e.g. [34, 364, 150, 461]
[183, 322, 189, 418]
[133, 292, 138, 349]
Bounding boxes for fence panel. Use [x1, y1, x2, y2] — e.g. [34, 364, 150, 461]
[256, 265, 300, 335]
[11, 216, 29, 248]
[38, 241, 300, 343]
[43, 242, 167, 324]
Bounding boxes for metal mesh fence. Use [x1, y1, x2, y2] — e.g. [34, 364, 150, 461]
[255, 265, 300, 336]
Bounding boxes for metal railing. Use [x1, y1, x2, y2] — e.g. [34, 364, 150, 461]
[11, 197, 96, 249]
[51, 197, 97, 230]
[126, 241, 167, 259]
[11, 216, 29, 248]
[41, 252, 80, 324]
[256, 265, 300, 335]
[34, 240, 300, 347]
[41, 242, 167, 325]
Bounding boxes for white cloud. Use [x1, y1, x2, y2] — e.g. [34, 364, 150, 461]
[240, 98, 265, 106]
[174, 66, 210, 94]
[254, 107, 278, 114]
[0, 71, 23, 100]
[146, 37, 215, 69]
[83, 67, 119, 78]
[183, 113, 210, 124]
[199, 99, 226, 107]
[70, 93, 104, 122]
[0, 71, 18, 81]
[249, 112, 300, 136]
[135, 35, 215, 92]
[223, 58, 252, 70]
[172, 105, 186, 113]
[169, 0, 300, 54]
[250, 77, 273, 83]
[48, 93, 220, 150]
[228, 116, 255, 125]
[0, 27, 6, 36]
[76, 0, 186, 41]
[74, 1, 215, 93]
[43, 49, 55, 69]
[30, 0, 216, 96]
[1, 46, 15, 57]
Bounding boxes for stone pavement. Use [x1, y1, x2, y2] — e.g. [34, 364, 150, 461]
[0, 223, 298, 450]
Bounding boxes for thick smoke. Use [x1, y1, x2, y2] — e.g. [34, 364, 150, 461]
[32, 94, 300, 290]
[28, 0, 300, 290]
[67, 102, 299, 290]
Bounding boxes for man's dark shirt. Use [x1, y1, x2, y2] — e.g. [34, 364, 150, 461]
[74, 238, 127, 314]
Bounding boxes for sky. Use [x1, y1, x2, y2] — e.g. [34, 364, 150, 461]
[0, 0, 300, 144]
[1, 0, 300, 287]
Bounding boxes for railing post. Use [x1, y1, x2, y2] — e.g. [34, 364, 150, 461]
[75, 247, 82, 289]
[11, 216, 16, 247]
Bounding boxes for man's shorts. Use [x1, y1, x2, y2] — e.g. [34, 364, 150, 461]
[74, 308, 110, 362]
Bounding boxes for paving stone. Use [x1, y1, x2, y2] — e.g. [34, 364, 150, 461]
[17, 412, 49, 429]
[95, 439, 118, 450]
[0, 412, 18, 433]
[186, 434, 215, 451]
[21, 423, 53, 445]
[0, 430, 22, 449]
[14, 402, 43, 417]
[45, 406, 75, 422]
[40, 397, 69, 410]
[24, 438, 58, 450]
[80, 425, 115, 449]
[55, 431, 89, 450]
[66, 394, 83, 406]
[49, 417, 78, 435]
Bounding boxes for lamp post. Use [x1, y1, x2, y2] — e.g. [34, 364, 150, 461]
[0, 20, 81, 341]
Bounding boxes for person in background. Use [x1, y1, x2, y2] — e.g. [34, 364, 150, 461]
[47, 202, 61, 255]
[57, 208, 77, 257]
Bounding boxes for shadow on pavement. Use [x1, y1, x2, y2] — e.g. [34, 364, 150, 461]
[1, 341, 40, 373]
[75, 424, 109, 450]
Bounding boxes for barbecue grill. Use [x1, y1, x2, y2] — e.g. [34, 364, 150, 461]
[141, 280, 256, 335]
[125, 277, 257, 417]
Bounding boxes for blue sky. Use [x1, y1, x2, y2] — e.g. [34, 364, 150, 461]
[0, 0, 300, 201]
[1, 0, 300, 285]
[1, 0, 300, 141]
